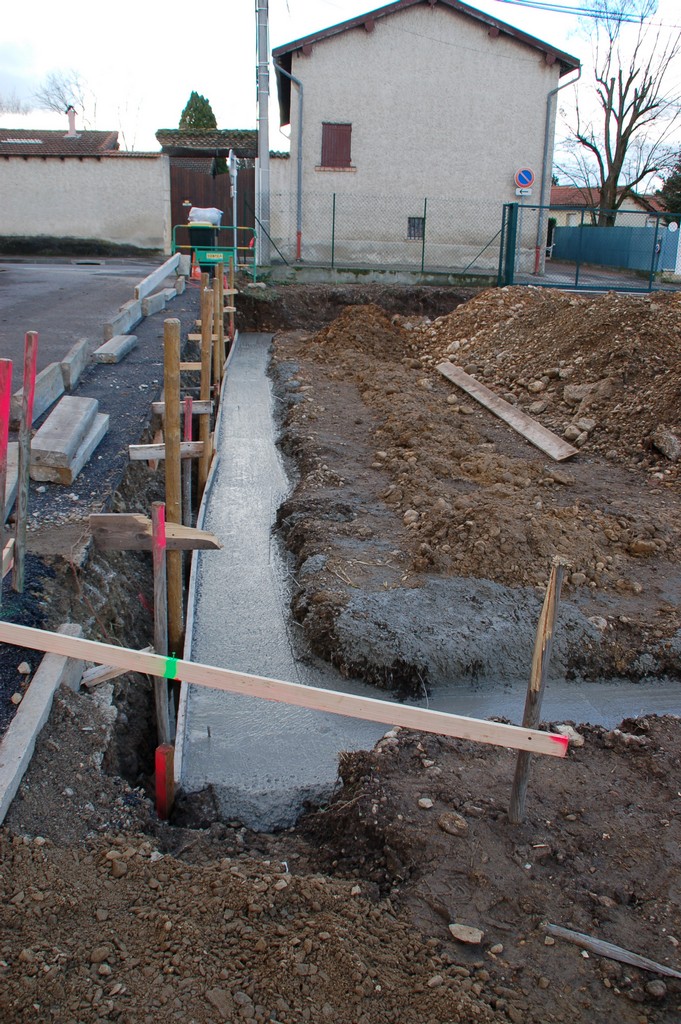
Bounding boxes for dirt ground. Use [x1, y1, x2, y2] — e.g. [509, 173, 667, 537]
[1, 282, 680, 1024]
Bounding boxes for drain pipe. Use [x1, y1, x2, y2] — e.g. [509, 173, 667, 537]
[274, 60, 303, 261]
[534, 66, 581, 275]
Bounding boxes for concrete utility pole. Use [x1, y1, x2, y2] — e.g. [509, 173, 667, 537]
[256, 0, 271, 265]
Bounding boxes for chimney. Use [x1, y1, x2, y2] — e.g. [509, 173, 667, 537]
[66, 105, 77, 137]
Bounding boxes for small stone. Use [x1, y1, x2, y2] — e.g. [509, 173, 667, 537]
[98, 963, 112, 976]
[538, 976, 550, 989]
[10, 693, 22, 705]
[553, 724, 585, 747]
[274, 878, 288, 890]
[110, 860, 128, 879]
[544, 936, 555, 946]
[490, 944, 504, 955]
[449, 923, 484, 945]
[17, 662, 31, 675]
[418, 798, 434, 810]
[588, 616, 608, 631]
[95, 909, 108, 922]
[207, 988, 235, 1019]
[569, 572, 587, 586]
[403, 509, 419, 524]
[646, 980, 667, 1000]
[651, 426, 680, 462]
[438, 811, 469, 836]
[575, 417, 596, 433]
[528, 400, 548, 415]
[629, 539, 656, 556]
[564, 424, 581, 442]
[528, 380, 546, 393]
[427, 975, 444, 988]
[351, 885, 361, 896]
[90, 945, 111, 964]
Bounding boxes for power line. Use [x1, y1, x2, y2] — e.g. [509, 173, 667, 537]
[490, 0, 680, 27]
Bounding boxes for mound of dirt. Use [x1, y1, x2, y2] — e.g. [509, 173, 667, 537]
[272, 290, 680, 686]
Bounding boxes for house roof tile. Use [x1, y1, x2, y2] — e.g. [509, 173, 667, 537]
[0, 129, 119, 157]
[155, 129, 257, 158]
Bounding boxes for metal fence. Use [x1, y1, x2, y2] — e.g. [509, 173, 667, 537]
[270, 191, 505, 278]
[502, 202, 681, 292]
[267, 191, 681, 290]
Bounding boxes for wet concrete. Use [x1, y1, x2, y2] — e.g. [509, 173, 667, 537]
[179, 333, 681, 831]
[178, 334, 387, 831]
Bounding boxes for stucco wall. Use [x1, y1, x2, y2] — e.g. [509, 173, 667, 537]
[0, 154, 171, 251]
[272, 4, 566, 267]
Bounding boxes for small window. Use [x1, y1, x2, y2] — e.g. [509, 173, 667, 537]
[321, 122, 352, 168]
[407, 216, 424, 240]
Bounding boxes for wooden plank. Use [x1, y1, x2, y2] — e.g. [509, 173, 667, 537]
[188, 333, 218, 342]
[182, 397, 193, 528]
[180, 362, 202, 372]
[134, 253, 181, 301]
[129, 441, 204, 461]
[152, 400, 213, 416]
[437, 362, 578, 462]
[199, 285, 214, 497]
[88, 513, 221, 551]
[81, 647, 154, 689]
[0, 622, 570, 759]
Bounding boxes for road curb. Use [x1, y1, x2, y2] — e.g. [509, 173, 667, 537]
[0, 622, 84, 825]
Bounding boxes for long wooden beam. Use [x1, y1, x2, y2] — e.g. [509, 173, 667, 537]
[437, 362, 578, 462]
[0, 622, 569, 758]
[89, 513, 221, 551]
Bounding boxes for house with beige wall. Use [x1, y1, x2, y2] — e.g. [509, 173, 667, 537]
[0, 118, 171, 252]
[271, 0, 579, 271]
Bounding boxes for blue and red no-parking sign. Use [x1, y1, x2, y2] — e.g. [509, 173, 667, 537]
[515, 168, 535, 189]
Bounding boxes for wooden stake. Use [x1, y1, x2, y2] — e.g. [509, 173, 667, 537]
[508, 558, 566, 824]
[212, 277, 222, 395]
[163, 319, 183, 660]
[155, 743, 175, 820]
[182, 396, 193, 528]
[13, 332, 37, 594]
[199, 285, 214, 497]
[151, 502, 171, 745]
[0, 359, 13, 609]
[0, 620, 571, 759]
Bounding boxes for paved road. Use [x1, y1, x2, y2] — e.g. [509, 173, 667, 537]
[0, 259, 164, 373]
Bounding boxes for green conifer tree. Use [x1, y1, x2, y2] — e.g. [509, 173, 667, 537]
[179, 92, 218, 131]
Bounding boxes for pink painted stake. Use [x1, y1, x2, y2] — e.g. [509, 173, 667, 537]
[152, 501, 171, 745]
[13, 331, 38, 593]
[182, 397, 193, 528]
[0, 359, 13, 600]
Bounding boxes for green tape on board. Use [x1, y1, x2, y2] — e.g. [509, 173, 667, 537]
[164, 656, 179, 680]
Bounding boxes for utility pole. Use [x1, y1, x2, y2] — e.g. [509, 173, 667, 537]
[256, 0, 271, 266]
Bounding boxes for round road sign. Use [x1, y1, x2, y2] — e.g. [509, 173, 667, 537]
[515, 168, 535, 189]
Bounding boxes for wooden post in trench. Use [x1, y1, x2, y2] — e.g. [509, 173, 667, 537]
[13, 332, 38, 593]
[0, 359, 12, 603]
[163, 319, 184, 676]
[151, 501, 171, 746]
[182, 396, 193, 528]
[508, 558, 566, 825]
[198, 285, 214, 497]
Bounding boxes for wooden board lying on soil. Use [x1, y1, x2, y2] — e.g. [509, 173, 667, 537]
[437, 362, 578, 462]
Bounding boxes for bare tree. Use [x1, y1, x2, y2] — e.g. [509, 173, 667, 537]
[558, 0, 681, 225]
[33, 70, 95, 127]
[0, 92, 32, 115]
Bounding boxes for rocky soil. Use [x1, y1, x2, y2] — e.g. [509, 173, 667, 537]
[1, 282, 680, 1023]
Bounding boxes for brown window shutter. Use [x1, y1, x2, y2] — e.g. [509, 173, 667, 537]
[321, 123, 352, 167]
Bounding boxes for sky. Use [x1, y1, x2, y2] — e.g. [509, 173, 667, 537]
[0, 0, 679, 155]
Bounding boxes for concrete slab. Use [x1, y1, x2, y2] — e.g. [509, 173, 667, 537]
[162, 288, 177, 302]
[134, 254, 181, 301]
[141, 292, 167, 317]
[10, 362, 65, 429]
[30, 396, 99, 469]
[175, 276, 186, 296]
[0, 623, 83, 825]
[31, 412, 109, 485]
[103, 300, 142, 341]
[60, 337, 93, 390]
[178, 255, 191, 278]
[92, 334, 138, 365]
